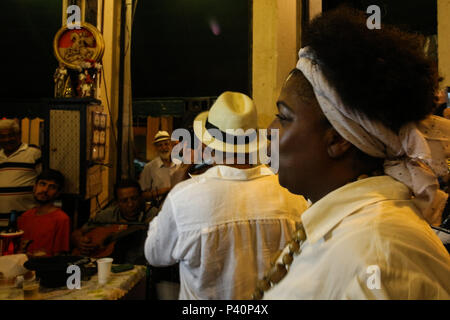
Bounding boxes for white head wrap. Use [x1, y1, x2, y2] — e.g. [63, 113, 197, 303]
[296, 46, 450, 226]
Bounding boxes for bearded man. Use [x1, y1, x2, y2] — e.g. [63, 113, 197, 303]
[139, 131, 180, 204]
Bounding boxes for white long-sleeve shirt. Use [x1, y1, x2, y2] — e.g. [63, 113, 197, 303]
[145, 165, 308, 299]
[263, 176, 450, 300]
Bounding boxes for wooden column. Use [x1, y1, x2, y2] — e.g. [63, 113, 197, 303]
[252, 0, 303, 129]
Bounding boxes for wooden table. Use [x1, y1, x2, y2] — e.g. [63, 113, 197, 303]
[0, 264, 147, 300]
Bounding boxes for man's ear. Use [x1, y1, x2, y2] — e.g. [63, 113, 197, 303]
[324, 127, 353, 159]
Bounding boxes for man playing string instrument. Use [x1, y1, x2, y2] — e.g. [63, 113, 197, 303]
[71, 179, 156, 265]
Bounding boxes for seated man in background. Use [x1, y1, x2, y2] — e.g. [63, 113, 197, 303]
[71, 179, 155, 265]
[0, 119, 41, 228]
[139, 131, 180, 206]
[18, 169, 70, 257]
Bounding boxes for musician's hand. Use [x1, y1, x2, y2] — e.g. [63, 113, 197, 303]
[142, 190, 154, 201]
[18, 239, 32, 253]
[444, 107, 450, 120]
[143, 187, 171, 201]
[78, 236, 98, 255]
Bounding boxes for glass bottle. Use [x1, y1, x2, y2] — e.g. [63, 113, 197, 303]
[7, 210, 18, 233]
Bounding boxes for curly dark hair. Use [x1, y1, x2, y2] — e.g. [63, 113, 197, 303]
[36, 169, 65, 191]
[302, 7, 439, 131]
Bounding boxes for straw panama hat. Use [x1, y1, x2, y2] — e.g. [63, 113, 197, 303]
[153, 131, 170, 144]
[193, 91, 267, 154]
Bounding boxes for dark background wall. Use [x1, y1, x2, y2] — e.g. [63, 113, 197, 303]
[0, 0, 436, 101]
[131, 0, 251, 98]
[322, 0, 437, 35]
[0, 0, 62, 100]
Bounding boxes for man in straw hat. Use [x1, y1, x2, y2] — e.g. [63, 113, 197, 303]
[256, 7, 450, 300]
[139, 130, 179, 206]
[145, 91, 308, 299]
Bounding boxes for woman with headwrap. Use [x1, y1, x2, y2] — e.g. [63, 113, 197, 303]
[256, 7, 450, 299]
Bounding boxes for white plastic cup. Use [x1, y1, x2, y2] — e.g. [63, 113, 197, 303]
[97, 257, 113, 285]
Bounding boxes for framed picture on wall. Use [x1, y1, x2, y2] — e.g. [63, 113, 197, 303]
[53, 22, 104, 69]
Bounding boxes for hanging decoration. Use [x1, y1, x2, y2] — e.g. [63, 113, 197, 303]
[52, 22, 104, 98]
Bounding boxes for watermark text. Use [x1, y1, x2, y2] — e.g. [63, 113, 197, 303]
[366, 5, 381, 30]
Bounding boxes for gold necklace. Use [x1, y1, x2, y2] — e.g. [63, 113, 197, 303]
[251, 173, 380, 299]
[251, 223, 307, 300]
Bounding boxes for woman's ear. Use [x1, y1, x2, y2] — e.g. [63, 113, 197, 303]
[324, 127, 353, 158]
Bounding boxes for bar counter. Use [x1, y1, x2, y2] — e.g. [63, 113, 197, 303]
[0, 264, 146, 300]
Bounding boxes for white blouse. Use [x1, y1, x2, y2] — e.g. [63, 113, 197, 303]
[264, 176, 450, 300]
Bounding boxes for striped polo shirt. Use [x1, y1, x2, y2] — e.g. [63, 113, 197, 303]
[0, 143, 41, 217]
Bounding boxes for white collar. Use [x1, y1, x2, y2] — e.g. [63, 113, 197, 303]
[191, 165, 274, 181]
[302, 176, 413, 244]
[0, 143, 27, 159]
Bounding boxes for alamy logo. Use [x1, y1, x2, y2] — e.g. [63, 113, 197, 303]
[366, 5, 381, 30]
[67, 5, 81, 30]
[366, 265, 381, 290]
[66, 265, 81, 289]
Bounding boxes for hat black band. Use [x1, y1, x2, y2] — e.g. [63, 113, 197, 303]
[154, 137, 170, 143]
[205, 118, 257, 145]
